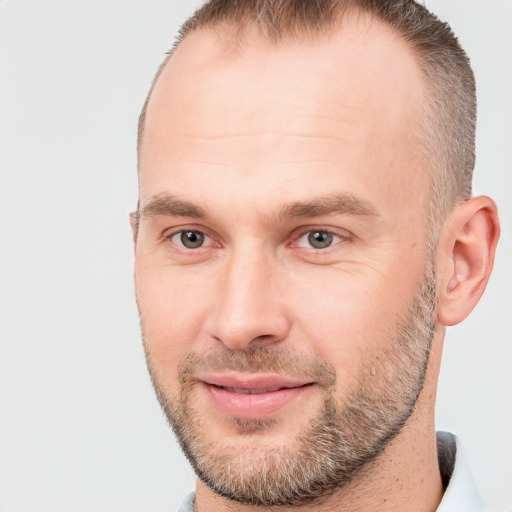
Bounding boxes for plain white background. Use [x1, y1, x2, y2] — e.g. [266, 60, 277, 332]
[0, 1, 510, 511]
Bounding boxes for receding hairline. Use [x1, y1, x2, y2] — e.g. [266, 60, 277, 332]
[137, 6, 424, 162]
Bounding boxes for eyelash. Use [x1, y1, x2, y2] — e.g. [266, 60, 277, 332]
[292, 229, 348, 250]
[165, 227, 349, 251]
[167, 229, 216, 250]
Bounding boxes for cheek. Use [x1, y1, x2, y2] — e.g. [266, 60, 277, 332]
[135, 263, 209, 385]
[286, 267, 411, 384]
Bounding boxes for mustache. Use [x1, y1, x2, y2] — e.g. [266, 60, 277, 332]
[178, 346, 337, 388]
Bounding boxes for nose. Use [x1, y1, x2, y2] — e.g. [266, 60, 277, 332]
[205, 247, 291, 351]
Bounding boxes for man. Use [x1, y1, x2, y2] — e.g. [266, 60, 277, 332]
[131, 1, 500, 510]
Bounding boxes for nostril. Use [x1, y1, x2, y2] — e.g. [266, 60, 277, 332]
[256, 334, 276, 341]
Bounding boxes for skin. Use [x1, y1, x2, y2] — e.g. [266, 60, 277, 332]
[133, 14, 499, 512]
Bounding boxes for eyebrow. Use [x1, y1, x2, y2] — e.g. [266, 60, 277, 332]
[139, 194, 207, 219]
[137, 192, 379, 223]
[279, 194, 379, 220]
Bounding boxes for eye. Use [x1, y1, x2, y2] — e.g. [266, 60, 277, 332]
[170, 230, 208, 249]
[296, 230, 344, 249]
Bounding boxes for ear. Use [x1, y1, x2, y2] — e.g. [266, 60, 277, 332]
[129, 210, 139, 245]
[437, 196, 500, 326]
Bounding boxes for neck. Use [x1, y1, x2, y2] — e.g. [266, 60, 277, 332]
[195, 332, 445, 512]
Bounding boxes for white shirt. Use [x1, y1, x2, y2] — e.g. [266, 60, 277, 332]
[176, 432, 487, 512]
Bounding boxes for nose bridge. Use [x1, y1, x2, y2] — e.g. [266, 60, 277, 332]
[206, 242, 289, 350]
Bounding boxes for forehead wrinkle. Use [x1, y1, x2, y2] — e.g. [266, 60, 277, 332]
[279, 194, 379, 221]
[140, 194, 208, 219]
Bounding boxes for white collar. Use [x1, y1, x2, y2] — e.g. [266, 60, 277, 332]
[436, 431, 488, 511]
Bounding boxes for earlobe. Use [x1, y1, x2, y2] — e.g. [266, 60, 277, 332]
[437, 196, 500, 326]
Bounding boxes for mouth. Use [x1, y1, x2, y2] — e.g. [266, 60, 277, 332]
[199, 374, 315, 419]
[213, 385, 303, 394]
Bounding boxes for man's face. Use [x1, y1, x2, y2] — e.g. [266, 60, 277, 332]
[135, 18, 436, 506]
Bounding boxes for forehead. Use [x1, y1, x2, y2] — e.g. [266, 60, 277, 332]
[140, 15, 429, 214]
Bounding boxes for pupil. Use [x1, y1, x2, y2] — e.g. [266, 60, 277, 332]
[308, 231, 333, 249]
[181, 231, 204, 248]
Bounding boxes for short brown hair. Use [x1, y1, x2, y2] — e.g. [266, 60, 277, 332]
[138, 0, 476, 223]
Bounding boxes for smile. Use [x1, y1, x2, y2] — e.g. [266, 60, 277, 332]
[199, 375, 315, 419]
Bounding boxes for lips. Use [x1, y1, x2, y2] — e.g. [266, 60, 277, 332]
[221, 386, 289, 394]
[199, 374, 314, 419]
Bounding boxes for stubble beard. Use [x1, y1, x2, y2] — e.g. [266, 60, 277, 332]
[142, 264, 437, 507]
